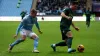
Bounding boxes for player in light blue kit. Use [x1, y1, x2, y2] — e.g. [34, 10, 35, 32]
[8, 9, 42, 53]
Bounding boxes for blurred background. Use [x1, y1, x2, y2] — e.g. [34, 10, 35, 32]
[0, 0, 100, 17]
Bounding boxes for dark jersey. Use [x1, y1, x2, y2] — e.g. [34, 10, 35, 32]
[60, 8, 73, 30]
[20, 11, 27, 17]
[85, 10, 91, 20]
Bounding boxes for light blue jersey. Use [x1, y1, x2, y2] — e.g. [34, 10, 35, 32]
[16, 15, 40, 35]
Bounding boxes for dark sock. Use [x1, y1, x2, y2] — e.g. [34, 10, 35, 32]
[67, 37, 73, 48]
[56, 42, 67, 46]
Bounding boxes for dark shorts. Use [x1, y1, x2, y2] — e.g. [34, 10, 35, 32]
[60, 26, 71, 40]
[86, 18, 90, 22]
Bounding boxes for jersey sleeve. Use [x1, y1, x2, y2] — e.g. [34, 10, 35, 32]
[63, 8, 68, 13]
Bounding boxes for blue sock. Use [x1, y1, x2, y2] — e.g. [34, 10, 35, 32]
[10, 38, 24, 47]
[34, 37, 39, 50]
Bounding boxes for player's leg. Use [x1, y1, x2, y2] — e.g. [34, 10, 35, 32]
[86, 19, 88, 27]
[87, 20, 90, 27]
[51, 30, 67, 52]
[66, 31, 76, 53]
[51, 41, 67, 52]
[56, 31, 67, 46]
[8, 35, 26, 52]
[8, 29, 27, 52]
[29, 32, 39, 53]
[89, 21, 90, 27]
[86, 18, 91, 28]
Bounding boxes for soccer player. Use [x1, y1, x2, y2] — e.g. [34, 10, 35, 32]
[8, 9, 42, 53]
[20, 9, 27, 19]
[85, 7, 91, 28]
[51, 3, 79, 53]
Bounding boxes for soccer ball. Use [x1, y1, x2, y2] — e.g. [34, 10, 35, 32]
[77, 44, 84, 52]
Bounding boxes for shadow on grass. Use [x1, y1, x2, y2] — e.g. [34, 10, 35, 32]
[47, 51, 85, 56]
[48, 51, 75, 55]
[4, 51, 40, 56]
[49, 51, 84, 54]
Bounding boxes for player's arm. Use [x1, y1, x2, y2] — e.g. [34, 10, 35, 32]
[14, 18, 27, 38]
[71, 22, 79, 31]
[61, 10, 72, 20]
[14, 22, 23, 38]
[16, 23, 23, 35]
[35, 18, 42, 34]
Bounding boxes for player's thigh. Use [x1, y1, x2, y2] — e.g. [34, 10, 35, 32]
[20, 29, 28, 40]
[28, 32, 38, 39]
[20, 35, 27, 40]
[66, 31, 73, 37]
[61, 30, 68, 41]
[86, 19, 90, 22]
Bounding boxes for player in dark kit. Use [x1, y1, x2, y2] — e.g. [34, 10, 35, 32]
[20, 9, 27, 19]
[51, 4, 79, 53]
[85, 7, 91, 28]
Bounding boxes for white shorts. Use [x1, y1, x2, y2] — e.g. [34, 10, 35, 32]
[20, 29, 38, 37]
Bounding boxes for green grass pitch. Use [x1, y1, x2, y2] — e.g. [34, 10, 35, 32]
[0, 21, 100, 56]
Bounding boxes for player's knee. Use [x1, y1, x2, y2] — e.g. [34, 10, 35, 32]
[66, 31, 73, 37]
[31, 35, 39, 40]
[67, 35, 73, 38]
[68, 37, 73, 39]
[22, 36, 26, 41]
[35, 36, 39, 40]
[67, 34, 73, 38]
[69, 36, 73, 38]
[21, 35, 26, 40]
[21, 38, 26, 41]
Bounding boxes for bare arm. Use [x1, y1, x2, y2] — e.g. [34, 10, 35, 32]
[72, 22, 76, 28]
[35, 18, 43, 34]
[72, 22, 79, 31]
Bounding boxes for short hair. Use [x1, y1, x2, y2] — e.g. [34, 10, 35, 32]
[30, 9, 37, 13]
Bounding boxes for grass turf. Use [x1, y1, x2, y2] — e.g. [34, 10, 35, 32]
[0, 21, 100, 56]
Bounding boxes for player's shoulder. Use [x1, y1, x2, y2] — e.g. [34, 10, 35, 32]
[63, 8, 70, 12]
[23, 15, 29, 19]
[63, 8, 70, 11]
[21, 15, 29, 22]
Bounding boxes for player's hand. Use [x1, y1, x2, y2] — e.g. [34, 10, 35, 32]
[13, 35, 18, 39]
[38, 30, 43, 34]
[75, 27, 79, 31]
[68, 17, 72, 20]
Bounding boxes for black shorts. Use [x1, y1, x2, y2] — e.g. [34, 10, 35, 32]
[60, 26, 71, 40]
[86, 18, 90, 22]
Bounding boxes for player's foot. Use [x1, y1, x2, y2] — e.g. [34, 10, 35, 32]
[32, 50, 40, 53]
[8, 44, 13, 53]
[51, 44, 56, 52]
[68, 48, 76, 53]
